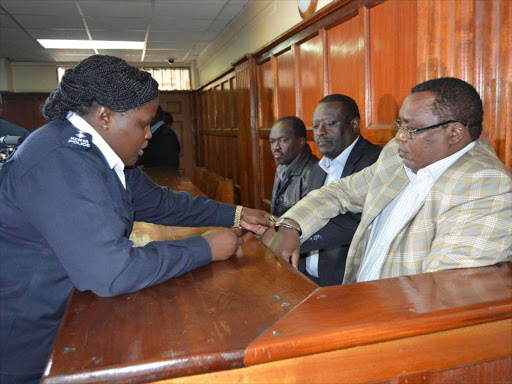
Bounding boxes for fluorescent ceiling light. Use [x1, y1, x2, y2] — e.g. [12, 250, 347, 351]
[38, 39, 144, 50]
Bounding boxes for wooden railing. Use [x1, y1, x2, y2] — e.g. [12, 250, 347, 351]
[42, 171, 512, 384]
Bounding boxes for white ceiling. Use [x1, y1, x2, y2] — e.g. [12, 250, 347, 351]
[0, 0, 251, 64]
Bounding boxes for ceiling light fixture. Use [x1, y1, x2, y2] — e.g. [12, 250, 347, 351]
[37, 39, 145, 50]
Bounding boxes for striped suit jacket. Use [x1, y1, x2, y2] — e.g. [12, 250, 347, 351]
[284, 139, 512, 283]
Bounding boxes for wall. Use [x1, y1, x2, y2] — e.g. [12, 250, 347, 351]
[0, 60, 197, 92]
[196, 0, 512, 209]
[196, 0, 335, 87]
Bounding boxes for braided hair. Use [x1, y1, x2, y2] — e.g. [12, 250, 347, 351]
[43, 55, 159, 121]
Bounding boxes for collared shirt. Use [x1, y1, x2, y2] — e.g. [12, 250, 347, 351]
[306, 136, 360, 277]
[357, 141, 476, 282]
[67, 112, 126, 189]
[151, 120, 165, 134]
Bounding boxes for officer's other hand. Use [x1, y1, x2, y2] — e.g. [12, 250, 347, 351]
[202, 228, 244, 261]
[269, 220, 301, 268]
[240, 207, 277, 236]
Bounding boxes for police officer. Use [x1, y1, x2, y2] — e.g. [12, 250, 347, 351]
[0, 55, 274, 383]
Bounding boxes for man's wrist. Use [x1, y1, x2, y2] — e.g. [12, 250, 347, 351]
[275, 218, 302, 239]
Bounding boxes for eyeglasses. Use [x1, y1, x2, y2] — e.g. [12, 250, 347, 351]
[394, 119, 458, 139]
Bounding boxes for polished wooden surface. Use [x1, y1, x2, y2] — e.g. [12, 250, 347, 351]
[161, 320, 512, 384]
[246, 261, 512, 365]
[327, 10, 366, 128]
[43, 237, 317, 384]
[298, 33, 324, 127]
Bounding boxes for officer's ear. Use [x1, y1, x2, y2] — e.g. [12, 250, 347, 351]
[298, 136, 306, 148]
[96, 106, 116, 131]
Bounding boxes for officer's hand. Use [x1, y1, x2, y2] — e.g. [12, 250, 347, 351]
[269, 219, 301, 268]
[240, 207, 277, 236]
[202, 228, 244, 261]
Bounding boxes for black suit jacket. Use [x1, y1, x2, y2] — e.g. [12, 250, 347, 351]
[299, 137, 382, 286]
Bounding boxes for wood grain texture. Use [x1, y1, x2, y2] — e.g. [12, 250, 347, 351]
[246, 262, 512, 365]
[367, 0, 417, 145]
[327, 11, 366, 128]
[298, 33, 324, 126]
[276, 48, 297, 119]
[159, 320, 512, 384]
[417, 0, 512, 170]
[257, 58, 275, 129]
[235, 62, 253, 207]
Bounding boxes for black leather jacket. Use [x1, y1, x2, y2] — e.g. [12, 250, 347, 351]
[270, 145, 318, 217]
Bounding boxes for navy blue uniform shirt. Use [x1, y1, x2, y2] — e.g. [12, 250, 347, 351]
[0, 119, 236, 379]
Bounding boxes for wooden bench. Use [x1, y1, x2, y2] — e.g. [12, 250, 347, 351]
[194, 166, 234, 205]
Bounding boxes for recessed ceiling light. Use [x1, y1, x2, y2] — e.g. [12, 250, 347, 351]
[37, 39, 145, 50]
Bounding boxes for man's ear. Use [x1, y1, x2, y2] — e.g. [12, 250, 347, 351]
[298, 136, 307, 147]
[448, 122, 467, 145]
[351, 117, 361, 133]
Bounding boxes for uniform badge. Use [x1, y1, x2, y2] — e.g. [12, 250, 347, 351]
[64, 128, 92, 151]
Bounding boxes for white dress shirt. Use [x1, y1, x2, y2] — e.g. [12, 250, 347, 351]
[357, 141, 476, 282]
[67, 112, 126, 189]
[306, 136, 359, 277]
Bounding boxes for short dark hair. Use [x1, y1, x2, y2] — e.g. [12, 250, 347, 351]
[43, 55, 159, 121]
[318, 94, 360, 124]
[275, 116, 307, 138]
[411, 77, 483, 141]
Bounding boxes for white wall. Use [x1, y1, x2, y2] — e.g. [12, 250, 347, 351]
[196, 0, 334, 87]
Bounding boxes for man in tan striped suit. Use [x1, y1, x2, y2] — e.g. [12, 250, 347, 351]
[267, 77, 512, 283]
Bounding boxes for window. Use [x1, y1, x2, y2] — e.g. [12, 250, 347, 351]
[142, 68, 191, 91]
[57, 66, 191, 91]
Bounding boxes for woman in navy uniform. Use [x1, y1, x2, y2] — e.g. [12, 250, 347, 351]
[0, 55, 274, 383]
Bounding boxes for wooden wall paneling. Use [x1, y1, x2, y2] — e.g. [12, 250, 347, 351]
[257, 58, 275, 130]
[327, 11, 366, 129]
[193, 94, 202, 167]
[367, 0, 418, 146]
[258, 128, 276, 210]
[229, 76, 241, 201]
[257, 58, 276, 210]
[208, 90, 215, 172]
[1, 93, 49, 132]
[235, 61, 254, 207]
[298, 32, 324, 127]
[275, 48, 297, 119]
[417, 0, 511, 170]
[212, 86, 221, 176]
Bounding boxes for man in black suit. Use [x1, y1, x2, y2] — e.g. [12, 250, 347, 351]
[298, 94, 382, 286]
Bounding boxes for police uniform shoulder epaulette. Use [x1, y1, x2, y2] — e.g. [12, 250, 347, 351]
[61, 125, 92, 151]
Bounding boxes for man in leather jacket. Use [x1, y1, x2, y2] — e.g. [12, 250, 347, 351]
[269, 116, 318, 217]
